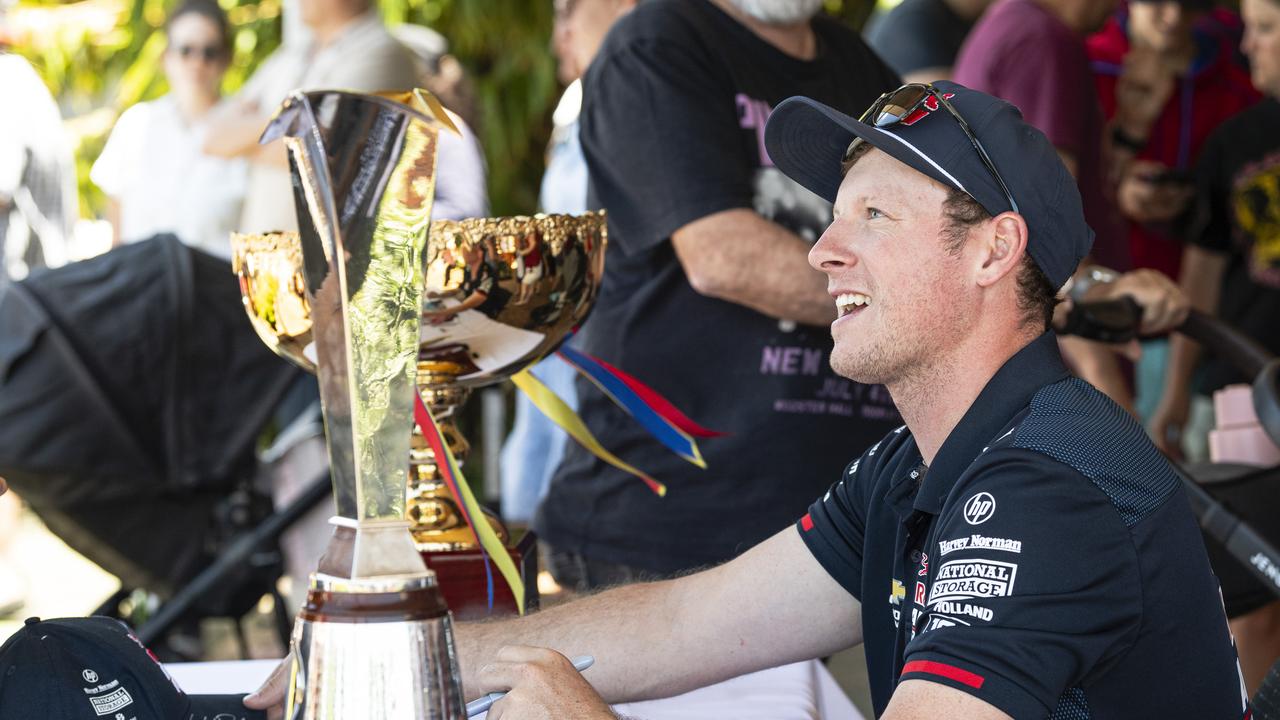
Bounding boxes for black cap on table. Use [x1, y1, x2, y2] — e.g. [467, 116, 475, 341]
[0, 616, 264, 720]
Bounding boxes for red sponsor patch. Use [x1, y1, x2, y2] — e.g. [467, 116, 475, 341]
[914, 582, 926, 605]
[800, 513, 814, 532]
[898, 93, 956, 127]
[901, 660, 985, 688]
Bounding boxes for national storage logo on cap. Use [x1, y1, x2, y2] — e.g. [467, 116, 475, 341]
[0, 616, 264, 720]
[81, 665, 137, 717]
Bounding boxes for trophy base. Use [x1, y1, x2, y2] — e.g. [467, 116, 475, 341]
[420, 529, 539, 620]
[286, 573, 465, 720]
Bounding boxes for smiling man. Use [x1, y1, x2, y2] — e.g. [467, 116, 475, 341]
[248, 83, 1249, 720]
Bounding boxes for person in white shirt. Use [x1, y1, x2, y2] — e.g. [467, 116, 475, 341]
[203, 0, 488, 234]
[90, 0, 246, 260]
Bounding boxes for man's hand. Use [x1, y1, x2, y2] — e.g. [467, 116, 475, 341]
[1095, 268, 1190, 335]
[476, 646, 616, 720]
[1147, 388, 1191, 459]
[1117, 161, 1194, 224]
[243, 655, 290, 720]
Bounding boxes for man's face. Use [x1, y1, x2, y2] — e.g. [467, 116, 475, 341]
[1242, 0, 1280, 97]
[299, 0, 360, 30]
[1128, 1, 1199, 50]
[553, 0, 633, 84]
[728, 0, 824, 24]
[810, 148, 975, 386]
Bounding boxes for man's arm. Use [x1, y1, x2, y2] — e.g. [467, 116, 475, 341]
[883, 680, 1013, 719]
[458, 526, 861, 704]
[203, 99, 272, 159]
[672, 209, 835, 326]
[1148, 244, 1227, 455]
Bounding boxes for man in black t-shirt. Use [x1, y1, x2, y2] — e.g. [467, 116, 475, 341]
[535, 0, 903, 587]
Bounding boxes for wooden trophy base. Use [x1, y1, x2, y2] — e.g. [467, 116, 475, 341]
[420, 529, 539, 620]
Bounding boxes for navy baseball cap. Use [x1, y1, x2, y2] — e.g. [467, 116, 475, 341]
[0, 616, 264, 720]
[764, 81, 1092, 289]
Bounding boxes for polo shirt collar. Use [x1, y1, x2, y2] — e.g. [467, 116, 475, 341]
[913, 331, 1069, 513]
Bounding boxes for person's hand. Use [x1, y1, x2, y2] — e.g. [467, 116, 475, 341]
[243, 654, 290, 720]
[1117, 161, 1195, 224]
[476, 646, 616, 720]
[1097, 268, 1190, 335]
[1148, 389, 1191, 460]
[1114, 47, 1176, 141]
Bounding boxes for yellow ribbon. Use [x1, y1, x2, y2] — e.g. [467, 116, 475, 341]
[511, 370, 668, 496]
[418, 393, 526, 614]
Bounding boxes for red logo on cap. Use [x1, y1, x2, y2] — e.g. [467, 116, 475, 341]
[900, 93, 955, 127]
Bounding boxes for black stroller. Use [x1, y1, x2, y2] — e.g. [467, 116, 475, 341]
[0, 236, 314, 651]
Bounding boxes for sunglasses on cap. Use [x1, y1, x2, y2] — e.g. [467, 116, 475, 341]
[846, 83, 1020, 215]
[173, 44, 226, 62]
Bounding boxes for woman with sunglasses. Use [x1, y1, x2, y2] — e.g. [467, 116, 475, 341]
[90, 0, 245, 260]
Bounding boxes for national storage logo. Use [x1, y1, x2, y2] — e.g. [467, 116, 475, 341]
[927, 558, 1018, 604]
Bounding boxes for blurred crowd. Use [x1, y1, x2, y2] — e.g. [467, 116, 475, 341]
[0, 0, 1278, 699]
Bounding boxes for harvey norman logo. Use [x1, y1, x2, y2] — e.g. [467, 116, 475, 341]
[928, 559, 1018, 604]
[938, 534, 1023, 556]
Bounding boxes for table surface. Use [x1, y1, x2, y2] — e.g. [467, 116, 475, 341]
[166, 658, 864, 720]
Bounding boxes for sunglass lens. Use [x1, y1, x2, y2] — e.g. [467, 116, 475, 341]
[871, 85, 929, 127]
[177, 45, 222, 61]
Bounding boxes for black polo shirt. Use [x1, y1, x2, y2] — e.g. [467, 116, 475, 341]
[799, 332, 1249, 718]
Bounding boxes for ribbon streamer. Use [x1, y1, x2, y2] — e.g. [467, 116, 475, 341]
[413, 393, 526, 614]
[573, 351, 727, 439]
[511, 370, 668, 496]
[556, 346, 713, 468]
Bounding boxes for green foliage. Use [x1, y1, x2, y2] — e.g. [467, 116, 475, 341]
[13, 0, 869, 221]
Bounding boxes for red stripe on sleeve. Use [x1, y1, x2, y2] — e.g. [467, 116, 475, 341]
[901, 660, 985, 689]
[800, 513, 814, 531]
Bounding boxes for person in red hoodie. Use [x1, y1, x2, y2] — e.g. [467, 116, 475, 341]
[1087, 0, 1258, 420]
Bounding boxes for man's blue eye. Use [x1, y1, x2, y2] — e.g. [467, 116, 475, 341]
[868, 207, 884, 219]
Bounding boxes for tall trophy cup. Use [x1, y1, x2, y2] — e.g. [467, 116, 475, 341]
[241, 89, 464, 719]
[234, 92, 606, 623]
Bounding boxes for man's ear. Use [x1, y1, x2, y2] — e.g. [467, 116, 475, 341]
[974, 212, 1028, 288]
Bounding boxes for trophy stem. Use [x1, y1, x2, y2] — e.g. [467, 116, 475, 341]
[409, 361, 509, 550]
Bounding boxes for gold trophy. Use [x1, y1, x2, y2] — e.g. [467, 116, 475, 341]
[234, 112, 607, 618]
[238, 88, 464, 719]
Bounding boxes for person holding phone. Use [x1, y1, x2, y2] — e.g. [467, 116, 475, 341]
[1086, 0, 1259, 419]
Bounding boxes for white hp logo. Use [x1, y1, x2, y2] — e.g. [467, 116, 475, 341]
[963, 492, 996, 525]
[82, 668, 98, 683]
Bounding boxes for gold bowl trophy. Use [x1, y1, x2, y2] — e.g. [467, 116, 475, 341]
[234, 99, 606, 620]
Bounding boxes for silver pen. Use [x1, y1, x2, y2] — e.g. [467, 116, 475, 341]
[466, 655, 596, 717]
